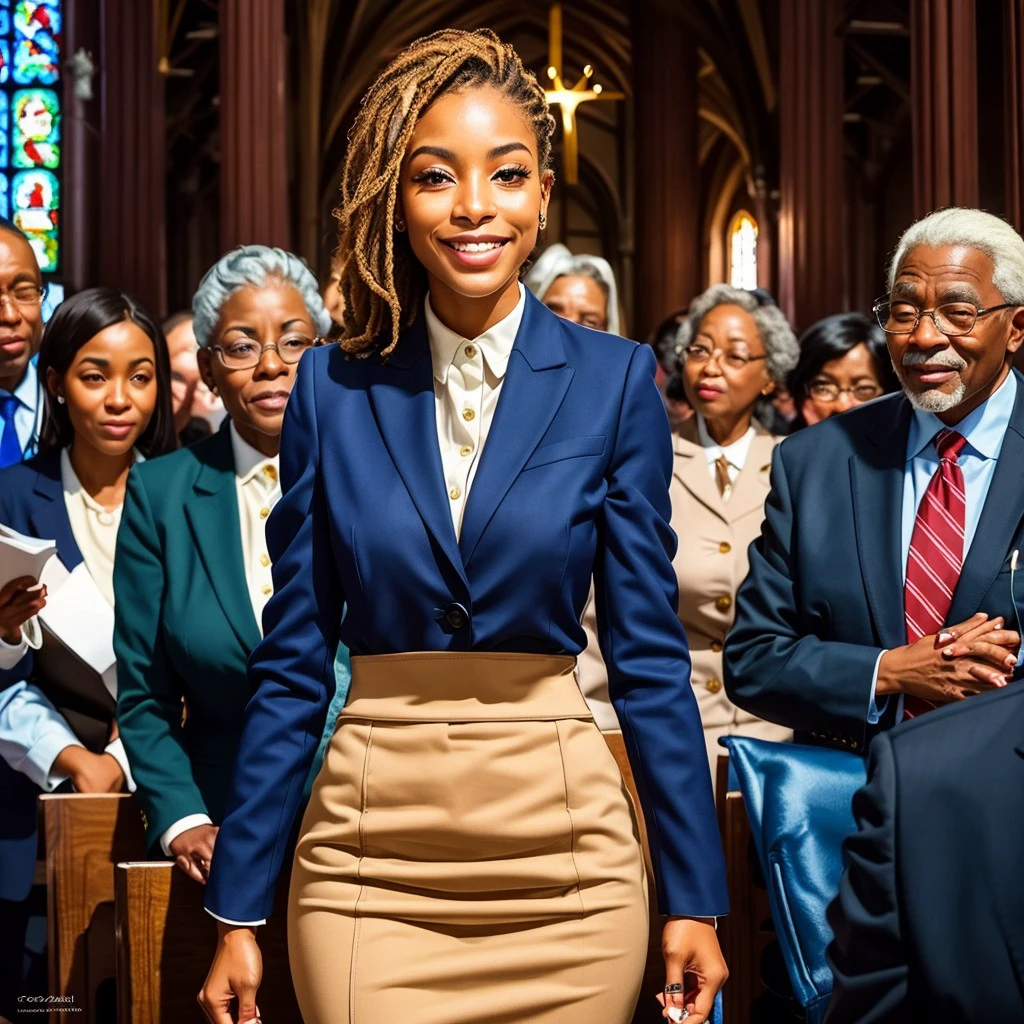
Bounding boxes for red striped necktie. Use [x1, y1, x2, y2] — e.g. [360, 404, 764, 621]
[903, 428, 967, 719]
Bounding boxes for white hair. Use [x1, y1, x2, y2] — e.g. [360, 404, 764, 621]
[675, 283, 799, 385]
[192, 245, 332, 348]
[523, 243, 622, 335]
[887, 208, 1024, 303]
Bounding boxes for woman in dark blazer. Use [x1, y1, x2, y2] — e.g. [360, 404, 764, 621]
[200, 30, 727, 1024]
[0, 288, 175, 1011]
[114, 246, 340, 882]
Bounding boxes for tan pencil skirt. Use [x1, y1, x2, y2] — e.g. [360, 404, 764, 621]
[288, 652, 649, 1024]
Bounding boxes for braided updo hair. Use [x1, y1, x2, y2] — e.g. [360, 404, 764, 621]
[336, 28, 556, 359]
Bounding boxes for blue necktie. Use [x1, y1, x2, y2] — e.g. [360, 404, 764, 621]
[0, 393, 23, 468]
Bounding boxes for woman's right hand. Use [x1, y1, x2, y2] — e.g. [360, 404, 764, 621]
[199, 924, 262, 1024]
[0, 575, 46, 644]
[169, 823, 219, 884]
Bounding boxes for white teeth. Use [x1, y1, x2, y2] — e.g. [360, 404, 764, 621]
[449, 241, 503, 252]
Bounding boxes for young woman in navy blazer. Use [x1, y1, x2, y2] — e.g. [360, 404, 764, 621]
[200, 30, 728, 1024]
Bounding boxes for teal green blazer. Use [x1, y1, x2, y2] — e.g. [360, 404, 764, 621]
[114, 426, 348, 849]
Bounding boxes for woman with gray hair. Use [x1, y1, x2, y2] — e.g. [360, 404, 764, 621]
[524, 242, 622, 334]
[115, 245, 346, 886]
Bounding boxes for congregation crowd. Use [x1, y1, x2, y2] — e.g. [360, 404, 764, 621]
[2, 27, 1024, 1024]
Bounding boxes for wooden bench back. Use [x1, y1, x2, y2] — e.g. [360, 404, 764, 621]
[40, 793, 146, 1024]
[114, 862, 301, 1024]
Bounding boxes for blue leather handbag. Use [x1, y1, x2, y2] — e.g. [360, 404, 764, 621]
[720, 737, 866, 1024]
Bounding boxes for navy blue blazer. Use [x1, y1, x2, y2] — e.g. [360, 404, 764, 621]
[0, 449, 83, 901]
[825, 681, 1024, 1022]
[725, 370, 1024, 752]
[205, 292, 729, 922]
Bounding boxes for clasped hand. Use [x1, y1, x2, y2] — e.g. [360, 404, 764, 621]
[877, 613, 1020, 703]
[0, 575, 46, 644]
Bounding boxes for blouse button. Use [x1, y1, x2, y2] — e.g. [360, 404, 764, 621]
[710, 640, 723, 653]
[260, 507, 270, 519]
[260, 553, 270, 567]
[718, 541, 731, 554]
[462, 408, 475, 422]
[705, 678, 723, 694]
[449, 487, 462, 501]
[715, 595, 732, 612]
[464, 344, 477, 358]
[262, 584, 272, 596]
[460, 445, 473, 457]
[97, 510, 116, 526]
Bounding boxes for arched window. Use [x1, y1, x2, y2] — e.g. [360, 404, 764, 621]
[728, 210, 758, 290]
[1, 1, 63, 288]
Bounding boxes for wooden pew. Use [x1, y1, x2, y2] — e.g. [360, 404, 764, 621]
[115, 862, 301, 1024]
[40, 793, 146, 1024]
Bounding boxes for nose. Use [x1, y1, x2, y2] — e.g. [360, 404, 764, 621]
[452, 172, 496, 225]
[0, 293, 22, 325]
[836, 391, 857, 410]
[105, 380, 131, 411]
[703, 350, 725, 376]
[253, 344, 287, 379]
[907, 310, 946, 348]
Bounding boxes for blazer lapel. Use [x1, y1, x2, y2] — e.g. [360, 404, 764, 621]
[30, 453, 83, 570]
[851, 397, 912, 651]
[366, 315, 468, 590]
[672, 420, 728, 524]
[458, 294, 574, 568]
[947, 372, 1024, 625]
[726, 425, 776, 520]
[183, 429, 262, 653]
[991, 732, 1024, 991]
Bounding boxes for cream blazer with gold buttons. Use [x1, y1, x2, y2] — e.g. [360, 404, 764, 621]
[577, 416, 792, 767]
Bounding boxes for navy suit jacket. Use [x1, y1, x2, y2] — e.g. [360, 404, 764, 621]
[825, 681, 1024, 1022]
[724, 370, 1024, 752]
[0, 450, 83, 901]
[205, 292, 729, 922]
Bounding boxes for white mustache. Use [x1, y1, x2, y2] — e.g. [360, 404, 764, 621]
[901, 349, 967, 371]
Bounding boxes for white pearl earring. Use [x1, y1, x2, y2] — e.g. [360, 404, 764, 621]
[57, 395, 65, 405]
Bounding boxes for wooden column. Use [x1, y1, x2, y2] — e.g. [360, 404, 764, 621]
[630, 2, 699, 342]
[1004, 0, 1024, 231]
[910, 0, 978, 215]
[97, 0, 165, 316]
[220, 0, 290, 251]
[777, 0, 844, 333]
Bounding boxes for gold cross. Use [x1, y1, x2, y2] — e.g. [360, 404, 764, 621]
[542, 3, 624, 185]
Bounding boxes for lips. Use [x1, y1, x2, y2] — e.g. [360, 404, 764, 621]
[907, 365, 958, 385]
[0, 335, 26, 355]
[249, 391, 290, 411]
[440, 235, 511, 269]
[100, 421, 136, 440]
[695, 381, 725, 400]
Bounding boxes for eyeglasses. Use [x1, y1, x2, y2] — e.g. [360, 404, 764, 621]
[684, 342, 768, 371]
[0, 283, 46, 308]
[808, 381, 884, 403]
[873, 296, 1018, 337]
[208, 335, 319, 370]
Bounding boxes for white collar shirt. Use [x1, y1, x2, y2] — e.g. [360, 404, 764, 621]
[696, 413, 755, 487]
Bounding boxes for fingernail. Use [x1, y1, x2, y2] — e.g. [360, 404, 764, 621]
[942, 647, 955, 657]
[668, 1008, 685, 1023]
[1006, 657, 1017, 669]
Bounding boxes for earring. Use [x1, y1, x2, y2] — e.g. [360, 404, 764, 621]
[539, 212, 547, 231]
[394, 218, 406, 232]
[57, 395, 65, 405]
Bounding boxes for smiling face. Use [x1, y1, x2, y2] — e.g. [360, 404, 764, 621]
[399, 86, 552, 326]
[0, 229, 43, 392]
[542, 274, 609, 331]
[196, 281, 311, 452]
[887, 244, 1024, 421]
[682, 303, 772, 425]
[46, 320, 158, 458]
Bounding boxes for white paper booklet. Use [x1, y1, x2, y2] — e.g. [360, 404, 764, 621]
[0, 522, 57, 589]
[38, 562, 117, 700]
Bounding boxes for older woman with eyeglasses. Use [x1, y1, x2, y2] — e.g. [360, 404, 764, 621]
[113, 246, 347, 884]
[788, 312, 900, 430]
[673, 285, 801, 780]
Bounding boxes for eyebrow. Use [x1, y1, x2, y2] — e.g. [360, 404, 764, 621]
[223, 318, 310, 337]
[407, 141, 533, 162]
[78, 356, 155, 368]
[891, 282, 982, 304]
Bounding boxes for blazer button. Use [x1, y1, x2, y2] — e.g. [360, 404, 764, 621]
[705, 678, 722, 694]
[444, 603, 469, 630]
[715, 595, 732, 612]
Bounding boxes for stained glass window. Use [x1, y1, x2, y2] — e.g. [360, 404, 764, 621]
[728, 210, 758, 291]
[1, 1, 62, 274]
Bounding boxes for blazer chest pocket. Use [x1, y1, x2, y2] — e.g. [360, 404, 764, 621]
[522, 434, 606, 471]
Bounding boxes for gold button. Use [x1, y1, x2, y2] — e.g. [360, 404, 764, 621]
[718, 541, 731, 554]
[715, 595, 732, 612]
[706, 678, 723, 694]
[449, 487, 462, 501]
[262, 584, 272, 596]
[260, 507, 270, 519]
[259, 553, 270, 567]
[460, 445, 473, 457]
[263, 464, 278, 481]
[464, 344, 477, 358]
[462, 408, 475, 422]
[710, 640, 723, 653]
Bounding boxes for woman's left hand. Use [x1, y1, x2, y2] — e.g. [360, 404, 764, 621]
[657, 917, 728, 1023]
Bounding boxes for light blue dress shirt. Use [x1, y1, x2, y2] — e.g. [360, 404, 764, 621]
[869, 371, 1020, 721]
[1, 359, 42, 457]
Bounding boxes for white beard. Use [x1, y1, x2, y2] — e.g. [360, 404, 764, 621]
[899, 375, 967, 412]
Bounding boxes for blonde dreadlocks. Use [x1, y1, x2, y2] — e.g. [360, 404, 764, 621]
[335, 29, 556, 359]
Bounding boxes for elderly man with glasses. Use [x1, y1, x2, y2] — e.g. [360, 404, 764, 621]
[725, 206, 1024, 750]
